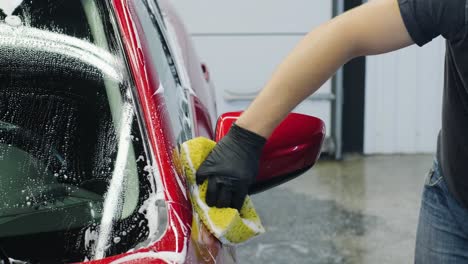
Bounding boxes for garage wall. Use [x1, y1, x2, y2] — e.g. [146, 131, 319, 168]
[170, 1, 334, 136]
[364, 37, 445, 154]
[170, 1, 445, 154]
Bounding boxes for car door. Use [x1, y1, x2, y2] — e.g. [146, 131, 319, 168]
[132, 1, 193, 145]
[153, 0, 217, 140]
[131, 0, 214, 144]
[127, 1, 236, 263]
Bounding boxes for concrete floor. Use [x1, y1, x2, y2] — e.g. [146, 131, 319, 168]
[237, 154, 433, 264]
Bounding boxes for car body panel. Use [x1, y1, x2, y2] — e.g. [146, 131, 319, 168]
[156, 0, 216, 140]
[102, 0, 228, 263]
[105, 0, 191, 263]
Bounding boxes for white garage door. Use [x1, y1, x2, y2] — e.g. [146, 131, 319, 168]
[365, 38, 445, 154]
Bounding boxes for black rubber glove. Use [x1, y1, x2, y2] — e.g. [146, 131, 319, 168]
[196, 124, 266, 210]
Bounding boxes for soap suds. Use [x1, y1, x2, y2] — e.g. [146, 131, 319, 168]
[173, 167, 187, 201]
[0, 24, 123, 82]
[94, 102, 134, 259]
[138, 192, 161, 243]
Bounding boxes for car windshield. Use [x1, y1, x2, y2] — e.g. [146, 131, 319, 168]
[0, 0, 161, 262]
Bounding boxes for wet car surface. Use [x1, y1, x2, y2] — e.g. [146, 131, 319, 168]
[0, 0, 324, 263]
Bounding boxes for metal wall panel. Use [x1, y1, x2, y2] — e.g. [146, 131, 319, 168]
[170, 1, 332, 34]
[364, 37, 445, 154]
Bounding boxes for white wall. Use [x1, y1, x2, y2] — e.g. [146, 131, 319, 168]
[364, 37, 445, 154]
[171, 1, 334, 136]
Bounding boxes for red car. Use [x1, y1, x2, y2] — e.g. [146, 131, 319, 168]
[0, 0, 325, 263]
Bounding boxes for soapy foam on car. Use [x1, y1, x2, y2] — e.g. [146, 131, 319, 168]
[94, 102, 134, 260]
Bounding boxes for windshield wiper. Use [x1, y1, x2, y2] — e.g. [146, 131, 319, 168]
[0, 245, 10, 264]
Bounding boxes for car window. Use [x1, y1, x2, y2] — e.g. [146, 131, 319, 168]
[0, 0, 162, 262]
[132, 0, 193, 146]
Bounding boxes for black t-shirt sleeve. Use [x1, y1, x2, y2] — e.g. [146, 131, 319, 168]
[398, 0, 467, 46]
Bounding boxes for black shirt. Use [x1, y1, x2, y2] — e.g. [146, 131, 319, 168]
[398, 0, 468, 207]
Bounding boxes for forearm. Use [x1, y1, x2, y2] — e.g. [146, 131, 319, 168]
[236, 0, 413, 138]
[236, 19, 354, 137]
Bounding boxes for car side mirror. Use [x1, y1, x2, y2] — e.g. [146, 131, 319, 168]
[215, 111, 325, 194]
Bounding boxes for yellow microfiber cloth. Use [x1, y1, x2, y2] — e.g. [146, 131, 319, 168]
[181, 137, 265, 245]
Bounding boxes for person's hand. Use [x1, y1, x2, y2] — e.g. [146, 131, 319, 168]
[196, 123, 266, 210]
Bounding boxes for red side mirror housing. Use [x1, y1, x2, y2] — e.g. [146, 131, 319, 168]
[215, 112, 325, 194]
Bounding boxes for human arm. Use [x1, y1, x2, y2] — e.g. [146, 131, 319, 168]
[197, 0, 468, 209]
[236, 0, 414, 138]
